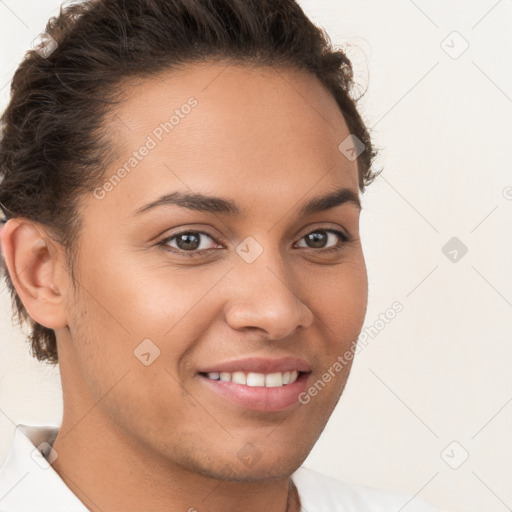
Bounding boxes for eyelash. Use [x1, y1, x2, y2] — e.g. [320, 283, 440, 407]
[156, 228, 351, 258]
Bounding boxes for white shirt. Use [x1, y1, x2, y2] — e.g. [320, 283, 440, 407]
[0, 424, 446, 511]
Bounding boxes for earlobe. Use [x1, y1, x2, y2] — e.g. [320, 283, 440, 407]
[0, 218, 68, 329]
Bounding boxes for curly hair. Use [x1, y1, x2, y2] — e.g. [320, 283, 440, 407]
[0, 0, 381, 366]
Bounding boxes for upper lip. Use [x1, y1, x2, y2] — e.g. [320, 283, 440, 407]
[198, 356, 312, 374]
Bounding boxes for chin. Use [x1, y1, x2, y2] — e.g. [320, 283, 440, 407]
[182, 449, 308, 482]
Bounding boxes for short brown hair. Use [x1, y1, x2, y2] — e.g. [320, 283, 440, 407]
[0, 0, 381, 366]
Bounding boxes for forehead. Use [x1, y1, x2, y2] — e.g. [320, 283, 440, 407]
[90, 62, 359, 218]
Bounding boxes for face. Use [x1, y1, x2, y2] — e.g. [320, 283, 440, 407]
[55, 62, 368, 481]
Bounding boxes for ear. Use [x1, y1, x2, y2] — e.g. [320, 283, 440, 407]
[0, 218, 69, 329]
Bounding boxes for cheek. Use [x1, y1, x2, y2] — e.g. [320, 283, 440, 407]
[306, 255, 368, 345]
[65, 272, 204, 434]
[72, 245, 231, 380]
[81, 239, 214, 329]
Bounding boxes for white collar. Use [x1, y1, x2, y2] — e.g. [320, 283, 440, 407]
[0, 424, 88, 511]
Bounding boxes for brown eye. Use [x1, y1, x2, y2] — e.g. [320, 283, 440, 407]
[295, 229, 348, 251]
[159, 231, 220, 255]
[304, 231, 328, 249]
[175, 232, 201, 251]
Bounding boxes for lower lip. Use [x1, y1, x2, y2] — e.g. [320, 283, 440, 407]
[199, 373, 310, 412]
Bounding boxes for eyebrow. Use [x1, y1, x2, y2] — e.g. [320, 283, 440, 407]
[134, 186, 361, 217]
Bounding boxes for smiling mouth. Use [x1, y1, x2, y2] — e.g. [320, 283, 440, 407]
[199, 370, 307, 388]
[197, 368, 311, 412]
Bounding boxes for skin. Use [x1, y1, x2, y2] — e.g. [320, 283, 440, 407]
[1, 62, 368, 512]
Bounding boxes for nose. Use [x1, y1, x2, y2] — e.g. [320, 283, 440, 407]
[223, 253, 314, 341]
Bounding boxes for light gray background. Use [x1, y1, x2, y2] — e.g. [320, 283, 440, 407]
[1, 1, 511, 511]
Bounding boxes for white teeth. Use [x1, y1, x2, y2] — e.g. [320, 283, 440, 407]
[205, 370, 300, 387]
[247, 372, 265, 387]
[265, 372, 283, 387]
[231, 371, 246, 385]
